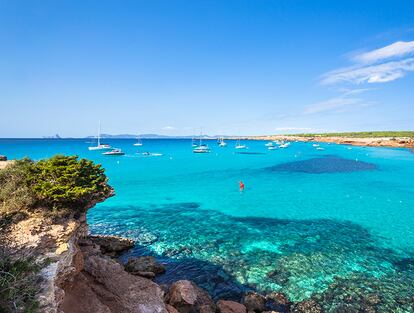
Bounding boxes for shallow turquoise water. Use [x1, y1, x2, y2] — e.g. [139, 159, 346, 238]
[1, 139, 414, 310]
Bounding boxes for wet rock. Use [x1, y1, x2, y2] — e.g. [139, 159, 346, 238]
[291, 299, 322, 313]
[166, 304, 180, 313]
[217, 300, 247, 313]
[266, 292, 291, 312]
[243, 292, 266, 312]
[125, 256, 166, 275]
[88, 234, 134, 256]
[166, 280, 216, 313]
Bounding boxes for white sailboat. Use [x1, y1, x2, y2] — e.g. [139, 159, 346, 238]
[193, 130, 210, 153]
[133, 137, 143, 146]
[88, 122, 111, 151]
[218, 137, 227, 147]
[235, 138, 247, 149]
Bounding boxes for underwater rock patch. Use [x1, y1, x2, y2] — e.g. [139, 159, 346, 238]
[266, 155, 377, 174]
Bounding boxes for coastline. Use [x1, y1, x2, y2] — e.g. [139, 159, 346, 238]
[242, 135, 414, 149]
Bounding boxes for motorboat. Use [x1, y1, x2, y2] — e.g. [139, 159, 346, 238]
[102, 148, 125, 156]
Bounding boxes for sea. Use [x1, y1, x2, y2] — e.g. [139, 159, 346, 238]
[1, 138, 413, 311]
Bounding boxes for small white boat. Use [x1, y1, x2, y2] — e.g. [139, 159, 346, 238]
[193, 130, 210, 153]
[265, 142, 274, 147]
[316, 147, 325, 151]
[218, 137, 227, 147]
[133, 138, 143, 146]
[268, 146, 278, 150]
[89, 121, 112, 151]
[193, 145, 210, 153]
[312, 144, 320, 147]
[142, 152, 163, 156]
[103, 148, 125, 156]
[235, 138, 247, 149]
[279, 143, 289, 148]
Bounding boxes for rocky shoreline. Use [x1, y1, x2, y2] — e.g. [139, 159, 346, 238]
[244, 135, 414, 149]
[4, 211, 324, 313]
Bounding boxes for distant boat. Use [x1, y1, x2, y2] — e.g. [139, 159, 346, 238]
[193, 130, 210, 153]
[279, 143, 289, 148]
[265, 142, 274, 147]
[89, 121, 112, 151]
[312, 144, 320, 147]
[316, 147, 325, 151]
[268, 146, 278, 150]
[218, 137, 227, 147]
[133, 138, 143, 146]
[235, 138, 247, 149]
[103, 148, 125, 156]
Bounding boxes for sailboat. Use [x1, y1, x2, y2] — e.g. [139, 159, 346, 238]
[218, 137, 227, 147]
[193, 130, 210, 153]
[235, 138, 247, 149]
[133, 137, 143, 146]
[88, 122, 111, 151]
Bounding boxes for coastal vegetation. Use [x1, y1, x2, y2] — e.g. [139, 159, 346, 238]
[0, 155, 111, 220]
[0, 155, 111, 313]
[287, 131, 414, 138]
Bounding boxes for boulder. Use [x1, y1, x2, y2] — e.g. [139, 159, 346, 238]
[243, 292, 266, 312]
[266, 292, 291, 312]
[125, 256, 166, 276]
[88, 235, 134, 256]
[217, 300, 247, 313]
[291, 299, 322, 313]
[0, 155, 7, 161]
[166, 280, 216, 313]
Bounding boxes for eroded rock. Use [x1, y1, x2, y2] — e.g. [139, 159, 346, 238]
[217, 299, 247, 313]
[88, 234, 134, 256]
[243, 292, 266, 312]
[166, 280, 216, 313]
[125, 256, 166, 276]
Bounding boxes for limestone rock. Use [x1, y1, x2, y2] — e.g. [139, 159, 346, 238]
[125, 256, 166, 276]
[88, 234, 134, 256]
[166, 280, 216, 313]
[217, 300, 247, 313]
[243, 292, 266, 312]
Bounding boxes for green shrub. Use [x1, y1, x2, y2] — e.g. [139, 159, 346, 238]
[0, 159, 36, 215]
[0, 155, 112, 218]
[0, 249, 41, 313]
[30, 155, 111, 213]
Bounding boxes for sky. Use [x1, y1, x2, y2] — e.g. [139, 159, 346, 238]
[0, 0, 414, 137]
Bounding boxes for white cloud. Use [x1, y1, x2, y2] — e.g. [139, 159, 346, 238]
[322, 41, 414, 85]
[352, 41, 414, 64]
[322, 57, 414, 85]
[161, 126, 175, 131]
[304, 89, 373, 115]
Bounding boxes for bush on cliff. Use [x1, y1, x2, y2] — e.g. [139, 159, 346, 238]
[0, 155, 111, 218]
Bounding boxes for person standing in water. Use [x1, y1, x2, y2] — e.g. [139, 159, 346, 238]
[239, 180, 245, 192]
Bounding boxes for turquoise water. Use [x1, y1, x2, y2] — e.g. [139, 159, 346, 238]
[1, 139, 414, 310]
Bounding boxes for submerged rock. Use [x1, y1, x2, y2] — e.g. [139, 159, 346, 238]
[166, 280, 216, 313]
[88, 234, 134, 256]
[291, 299, 322, 313]
[243, 292, 266, 312]
[266, 292, 291, 312]
[125, 256, 166, 276]
[217, 300, 247, 313]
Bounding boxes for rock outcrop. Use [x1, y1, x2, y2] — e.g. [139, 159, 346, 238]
[165, 280, 216, 313]
[217, 300, 247, 313]
[125, 255, 166, 277]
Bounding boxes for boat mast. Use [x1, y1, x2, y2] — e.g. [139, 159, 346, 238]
[98, 121, 101, 146]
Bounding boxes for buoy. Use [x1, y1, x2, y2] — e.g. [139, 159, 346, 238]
[239, 181, 245, 191]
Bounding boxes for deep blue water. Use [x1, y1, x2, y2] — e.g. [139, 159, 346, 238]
[1, 138, 414, 310]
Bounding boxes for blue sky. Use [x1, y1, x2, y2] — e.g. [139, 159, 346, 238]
[1, 0, 414, 137]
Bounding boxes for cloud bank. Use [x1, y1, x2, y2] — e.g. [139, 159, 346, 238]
[322, 41, 414, 85]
